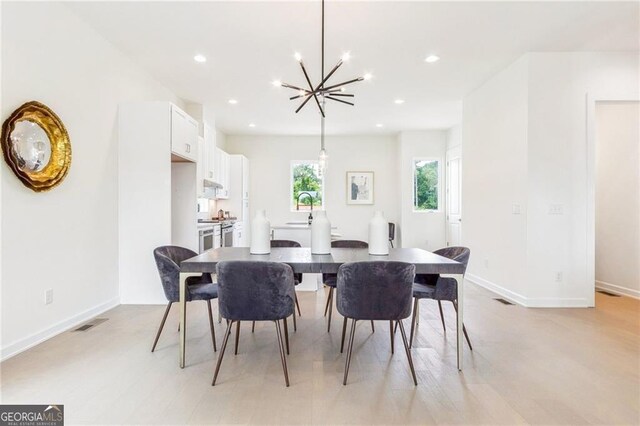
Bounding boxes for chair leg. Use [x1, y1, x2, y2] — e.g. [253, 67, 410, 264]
[327, 288, 334, 333]
[389, 320, 395, 354]
[323, 287, 332, 317]
[275, 320, 290, 387]
[292, 309, 297, 332]
[212, 320, 233, 386]
[340, 316, 348, 353]
[252, 321, 255, 333]
[409, 298, 418, 349]
[234, 321, 241, 355]
[371, 320, 375, 333]
[207, 300, 217, 352]
[397, 320, 418, 385]
[151, 302, 172, 352]
[283, 317, 290, 355]
[295, 293, 302, 316]
[343, 319, 357, 385]
[453, 301, 473, 350]
[438, 300, 446, 331]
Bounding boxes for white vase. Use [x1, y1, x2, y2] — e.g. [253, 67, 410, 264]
[311, 210, 331, 254]
[250, 210, 271, 254]
[368, 211, 389, 255]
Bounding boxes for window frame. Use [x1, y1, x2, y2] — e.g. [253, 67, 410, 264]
[412, 157, 443, 213]
[290, 160, 325, 212]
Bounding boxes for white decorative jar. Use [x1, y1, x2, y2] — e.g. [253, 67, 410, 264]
[368, 211, 389, 255]
[250, 210, 271, 254]
[311, 210, 331, 254]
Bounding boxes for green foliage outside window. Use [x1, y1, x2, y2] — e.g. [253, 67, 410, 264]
[292, 162, 323, 210]
[414, 159, 439, 211]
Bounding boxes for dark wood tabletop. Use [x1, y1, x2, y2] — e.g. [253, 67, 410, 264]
[180, 247, 464, 274]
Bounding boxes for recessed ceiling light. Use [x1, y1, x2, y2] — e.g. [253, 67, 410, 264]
[228, 99, 238, 105]
[249, 123, 256, 128]
[376, 123, 383, 128]
[394, 99, 405, 105]
[193, 54, 207, 63]
[425, 55, 440, 63]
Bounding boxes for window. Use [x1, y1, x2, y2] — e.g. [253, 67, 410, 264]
[291, 161, 324, 211]
[413, 158, 440, 211]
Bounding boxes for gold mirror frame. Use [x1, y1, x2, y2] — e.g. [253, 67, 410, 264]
[1, 101, 71, 192]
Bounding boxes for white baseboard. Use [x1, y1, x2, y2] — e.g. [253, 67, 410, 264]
[466, 273, 590, 308]
[596, 280, 640, 300]
[1, 296, 120, 362]
[465, 273, 527, 306]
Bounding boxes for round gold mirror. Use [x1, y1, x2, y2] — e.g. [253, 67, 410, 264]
[1, 101, 71, 192]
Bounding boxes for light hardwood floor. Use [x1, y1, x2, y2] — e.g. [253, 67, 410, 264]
[1, 284, 638, 425]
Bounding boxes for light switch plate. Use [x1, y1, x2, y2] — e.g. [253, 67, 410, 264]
[45, 289, 53, 305]
[512, 204, 521, 215]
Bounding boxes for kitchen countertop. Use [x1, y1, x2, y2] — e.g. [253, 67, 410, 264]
[272, 223, 338, 230]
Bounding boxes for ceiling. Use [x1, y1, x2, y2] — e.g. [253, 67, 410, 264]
[67, 1, 638, 136]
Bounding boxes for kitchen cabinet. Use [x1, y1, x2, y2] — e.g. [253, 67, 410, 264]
[203, 124, 216, 183]
[232, 222, 246, 247]
[170, 105, 198, 162]
[215, 148, 231, 199]
[196, 136, 205, 196]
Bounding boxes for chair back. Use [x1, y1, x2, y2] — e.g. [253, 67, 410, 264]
[216, 261, 295, 321]
[434, 247, 470, 273]
[270, 240, 302, 248]
[388, 222, 395, 242]
[336, 261, 415, 320]
[153, 246, 204, 302]
[331, 240, 368, 249]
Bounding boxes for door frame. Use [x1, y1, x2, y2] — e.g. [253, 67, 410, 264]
[586, 92, 639, 305]
[446, 146, 462, 247]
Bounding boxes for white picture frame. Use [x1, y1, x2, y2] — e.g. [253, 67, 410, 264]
[346, 171, 374, 204]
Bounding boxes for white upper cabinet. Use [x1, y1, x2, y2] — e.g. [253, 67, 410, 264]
[215, 148, 231, 199]
[170, 105, 198, 162]
[196, 136, 205, 196]
[241, 156, 249, 199]
[203, 124, 216, 183]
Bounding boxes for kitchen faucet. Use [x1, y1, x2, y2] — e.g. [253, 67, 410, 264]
[296, 192, 314, 224]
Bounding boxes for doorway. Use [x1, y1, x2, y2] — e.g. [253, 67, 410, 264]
[594, 101, 639, 300]
[446, 146, 462, 246]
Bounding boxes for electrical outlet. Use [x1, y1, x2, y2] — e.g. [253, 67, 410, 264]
[512, 204, 521, 215]
[45, 289, 53, 305]
[555, 272, 563, 283]
[484, 259, 489, 268]
[548, 204, 564, 215]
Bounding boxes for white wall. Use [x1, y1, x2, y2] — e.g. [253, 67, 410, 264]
[398, 131, 448, 250]
[462, 56, 530, 303]
[462, 52, 639, 307]
[1, 2, 182, 359]
[595, 102, 640, 298]
[225, 135, 400, 242]
[446, 125, 462, 149]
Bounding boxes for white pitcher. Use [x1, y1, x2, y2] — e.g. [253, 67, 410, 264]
[250, 210, 271, 254]
[368, 211, 389, 255]
[311, 210, 331, 254]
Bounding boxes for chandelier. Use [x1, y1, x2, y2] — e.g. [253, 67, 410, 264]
[273, 0, 371, 171]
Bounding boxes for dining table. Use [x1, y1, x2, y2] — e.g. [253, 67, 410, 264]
[178, 247, 467, 370]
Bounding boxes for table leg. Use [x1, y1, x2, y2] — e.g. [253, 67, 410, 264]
[179, 272, 200, 368]
[443, 273, 464, 371]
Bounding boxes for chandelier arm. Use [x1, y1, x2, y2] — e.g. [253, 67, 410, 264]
[289, 93, 312, 100]
[281, 82, 308, 92]
[299, 61, 325, 117]
[320, 77, 364, 92]
[326, 96, 354, 106]
[314, 60, 343, 92]
[324, 93, 354, 97]
[294, 95, 315, 114]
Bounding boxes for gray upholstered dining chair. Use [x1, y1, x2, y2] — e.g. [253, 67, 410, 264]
[212, 261, 295, 387]
[409, 246, 472, 349]
[323, 240, 373, 333]
[152, 246, 217, 353]
[337, 261, 417, 385]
